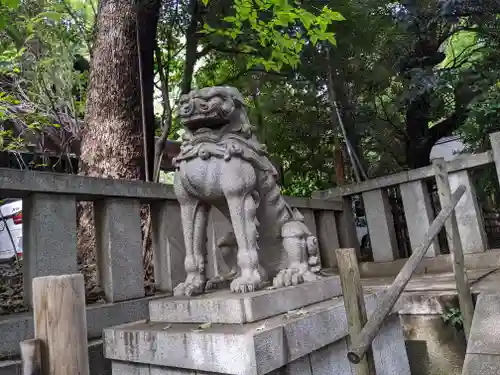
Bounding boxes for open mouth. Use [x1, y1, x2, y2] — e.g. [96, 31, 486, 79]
[181, 113, 229, 130]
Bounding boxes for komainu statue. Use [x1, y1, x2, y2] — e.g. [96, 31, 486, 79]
[172, 86, 322, 296]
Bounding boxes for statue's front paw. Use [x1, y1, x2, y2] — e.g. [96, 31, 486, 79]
[230, 270, 262, 293]
[273, 268, 304, 288]
[173, 274, 205, 296]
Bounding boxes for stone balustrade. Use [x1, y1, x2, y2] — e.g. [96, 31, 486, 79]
[0, 167, 344, 371]
[313, 132, 500, 265]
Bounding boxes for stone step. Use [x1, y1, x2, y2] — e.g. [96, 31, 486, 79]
[149, 276, 343, 324]
[104, 292, 411, 375]
[462, 293, 500, 375]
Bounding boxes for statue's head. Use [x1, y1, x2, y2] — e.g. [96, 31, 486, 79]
[177, 86, 246, 131]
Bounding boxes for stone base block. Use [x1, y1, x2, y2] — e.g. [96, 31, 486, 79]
[149, 276, 343, 324]
[104, 291, 411, 375]
[108, 315, 409, 375]
[462, 293, 500, 375]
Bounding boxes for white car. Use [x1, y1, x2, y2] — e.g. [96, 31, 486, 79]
[0, 198, 23, 261]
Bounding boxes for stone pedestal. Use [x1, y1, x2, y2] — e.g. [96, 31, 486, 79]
[103, 277, 411, 375]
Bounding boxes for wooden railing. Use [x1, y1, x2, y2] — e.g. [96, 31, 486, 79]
[0, 167, 344, 361]
[313, 131, 500, 265]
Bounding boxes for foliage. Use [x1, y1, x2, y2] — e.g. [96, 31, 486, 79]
[3, 0, 500, 197]
[0, 0, 95, 160]
[441, 306, 464, 331]
[202, 0, 345, 71]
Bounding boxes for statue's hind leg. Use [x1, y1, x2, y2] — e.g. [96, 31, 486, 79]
[273, 222, 321, 288]
[221, 159, 266, 293]
[173, 175, 210, 297]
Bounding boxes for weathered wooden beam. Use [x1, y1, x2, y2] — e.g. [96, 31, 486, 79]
[347, 185, 466, 364]
[432, 159, 474, 339]
[32, 274, 90, 375]
[336, 248, 376, 375]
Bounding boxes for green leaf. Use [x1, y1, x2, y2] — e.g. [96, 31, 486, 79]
[201, 0, 209, 5]
[324, 9, 345, 22]
[37, 11, 63, 21]
[3, 0, 20, 9]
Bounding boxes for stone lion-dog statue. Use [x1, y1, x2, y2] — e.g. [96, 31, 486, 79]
[172, 86, 322, 296]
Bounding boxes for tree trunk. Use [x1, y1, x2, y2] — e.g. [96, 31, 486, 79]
[77, 0, 160, 294]
[180, 0, 201, 94]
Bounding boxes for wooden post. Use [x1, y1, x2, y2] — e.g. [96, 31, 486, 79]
[32, 274, 90, 375]
[20, 339, 42, 375]
[432, 159, 474, 339]
[347, 185, 466, 364]
[336, 248, 376, 375]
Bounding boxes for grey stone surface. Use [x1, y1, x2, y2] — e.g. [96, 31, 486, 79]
[95, 198, 145, 302]
[113, 361, 150, 375]
[284, 355, 311, 375]
[0, 167, 177, 201]
[448, 170, 488, 253]
[172, 86, 322, 296]
[0, 165, 345, 207]
[490, 131, 500, 194]
[312, 150, 493, 199]
[104, 293, 384, 375]
[151, 200, 186, 293]
[300, 208, 321, 266]
[395, 292, 459, 315]
[284, 196, 343, 211]
[402, 314, 467, 375]
[23, 193, 78, 306]
[316, 210, 340, 269]
[149, 276, 343, 324]
[359, 248, 500, 278]
[466, 293, 500, 355]
[309, 339, 353, 375]
[462, 354, 500, 375]
[106, 318, 409, 375]
[301, 209, 317, 238]
[400, 180, 440, 258]
[152, 367, 195, 375]
[206, 208, 234, 279]
[362, 189, 399, 262]
[0, 294, 159, 359]
[372, 314, 411, 375]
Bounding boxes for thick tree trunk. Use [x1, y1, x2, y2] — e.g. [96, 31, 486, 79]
[77, 0, 160, 294]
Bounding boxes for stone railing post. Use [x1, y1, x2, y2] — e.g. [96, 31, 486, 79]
[206, 207, 233, 279]
[400, 180, 441, 257]
[151, 200, 186, 293]
[447, 169, 487, 253]
[316, 210, 340, 269]
[362, 189, 399, 262]
[23, 194, 78, 307]
[94, 198, 144, 302]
